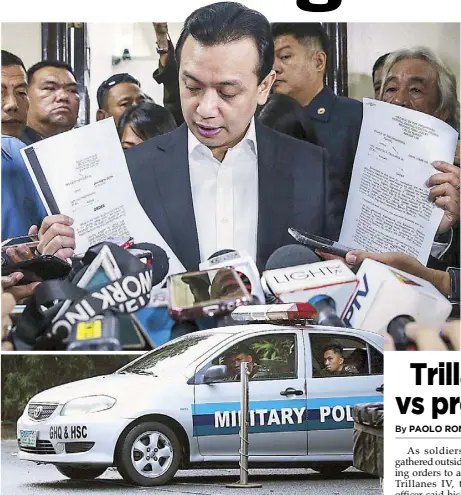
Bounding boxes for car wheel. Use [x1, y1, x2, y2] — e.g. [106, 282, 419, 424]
[56, 465, 106, 479]
[312, 464, 350, 476]
[116, 421, 181, 486]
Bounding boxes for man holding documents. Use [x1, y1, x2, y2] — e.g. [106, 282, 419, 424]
[18, 3, 341, 274]
[123, 2, 341, 271]
[378, 47, 460, 268]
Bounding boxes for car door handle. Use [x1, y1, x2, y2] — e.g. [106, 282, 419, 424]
[280, 387, 304, 396]
[376, 384, 384, 393]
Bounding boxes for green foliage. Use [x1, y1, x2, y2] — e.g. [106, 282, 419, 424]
[252, 336, 293, 363]
[1, 355, 137, 422]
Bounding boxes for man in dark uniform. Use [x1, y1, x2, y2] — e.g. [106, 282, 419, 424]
[321, 344, 359, 376]
[225, 345, 263, 381]
[271, 23, 363, 206]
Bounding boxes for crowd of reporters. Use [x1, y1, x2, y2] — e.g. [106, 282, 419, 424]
[1, 2, 460, 351]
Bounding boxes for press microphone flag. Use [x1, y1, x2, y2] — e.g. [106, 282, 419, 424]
[200, 249, 265, 305]
[343, 258, 452, 333]
[262, 259, 358, 318]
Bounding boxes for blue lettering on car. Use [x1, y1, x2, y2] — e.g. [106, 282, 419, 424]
[192, 396, 382, 436]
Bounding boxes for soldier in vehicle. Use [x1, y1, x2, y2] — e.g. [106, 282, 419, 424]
[321, 344, 359, 376]
[225, 345, 264, 381]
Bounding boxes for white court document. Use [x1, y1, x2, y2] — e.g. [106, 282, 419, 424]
[339, 98, 459, 265]
[21, 118, 185, 275]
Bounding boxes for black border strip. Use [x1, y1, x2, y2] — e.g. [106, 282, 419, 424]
[24, 147, 60, 215]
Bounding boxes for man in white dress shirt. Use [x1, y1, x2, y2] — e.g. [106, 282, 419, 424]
[50, 1, 343, 271]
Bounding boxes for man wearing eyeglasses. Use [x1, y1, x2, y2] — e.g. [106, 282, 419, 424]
[96, 73, 150, 125]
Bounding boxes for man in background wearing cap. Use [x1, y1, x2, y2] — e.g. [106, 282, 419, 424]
[96, 73, 149, 125]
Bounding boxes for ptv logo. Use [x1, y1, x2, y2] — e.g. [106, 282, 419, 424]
[343, 274, 369, 326]
[297, 0, 342, 12]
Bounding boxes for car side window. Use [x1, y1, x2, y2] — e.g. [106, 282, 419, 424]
[369, 344, 384, 374]
[210, 334, 298, 382]
[309, 334, 382, 378]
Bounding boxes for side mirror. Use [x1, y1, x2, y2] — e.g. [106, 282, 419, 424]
[204, 365, 228, 384]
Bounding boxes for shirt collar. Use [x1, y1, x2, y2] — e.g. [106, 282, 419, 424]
[1, 134, 18, 160]
[188, 117, 258, 158]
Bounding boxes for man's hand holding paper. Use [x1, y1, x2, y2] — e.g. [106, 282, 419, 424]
[20, 118, 185, 276]
[338, 99, 459, 266]
[36, 214, 76, 259]
[426, 160, 460, 235]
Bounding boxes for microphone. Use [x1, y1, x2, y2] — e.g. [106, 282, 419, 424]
[13, 242, 165, 351]
[67, 311, 122, 351]
[261, 244, 322, 303]
[130, 243, 169, 286]
[265, 244, 321, 270]
[262, 244, 358, 320]
[343, 258, 452, 338]
[200, 249, 265, 305]
[308, 295, 346, 327]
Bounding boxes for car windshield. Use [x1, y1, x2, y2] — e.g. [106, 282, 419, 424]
[117, 332, 232, 376]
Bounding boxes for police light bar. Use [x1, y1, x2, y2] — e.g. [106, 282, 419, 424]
[231, 303, 317, 322]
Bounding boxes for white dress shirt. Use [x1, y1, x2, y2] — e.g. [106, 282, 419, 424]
[188, 118, 259, 263]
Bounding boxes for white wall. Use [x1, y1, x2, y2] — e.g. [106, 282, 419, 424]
[87, 23, 183, 122]
[347, 23, 460, 101]
[1, 23, 42, 69]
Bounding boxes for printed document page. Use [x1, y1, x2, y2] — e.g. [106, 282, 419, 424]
[339, 99, 458, 265]
[21, 118, 185, 275]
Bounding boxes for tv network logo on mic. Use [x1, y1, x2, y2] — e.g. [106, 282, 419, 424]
[297, 0, 342, 12]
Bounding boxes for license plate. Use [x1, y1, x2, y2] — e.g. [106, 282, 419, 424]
[20, 430, 37, 447]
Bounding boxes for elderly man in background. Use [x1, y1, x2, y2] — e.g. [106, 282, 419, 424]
[378, 47, 460, 269]
[20, 60, 80, 145]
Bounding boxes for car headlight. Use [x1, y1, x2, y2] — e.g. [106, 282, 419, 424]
[60, 395, 116, 416]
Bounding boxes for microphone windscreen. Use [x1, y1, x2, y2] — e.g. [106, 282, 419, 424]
[265, 244, 321, 271]
[131, 243, 169, 285]
[207, 249, 236, 260]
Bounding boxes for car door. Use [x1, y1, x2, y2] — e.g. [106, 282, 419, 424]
[305, 330, 384, 455]
[193, 329, 308, 457]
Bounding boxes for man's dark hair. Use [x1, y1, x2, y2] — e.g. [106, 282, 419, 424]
[97, 73, 141, 109]
[372, 52, 390, 82]
[1, 50, 26, 71]
[175, 1, 274, 84]
[257, 93, 318, 145]
[27, 60, 76, 84]
[227, 344, 256, 360]
[323, 344, 344, 356]
[117, 101, 177, 142]
[271, 23, 330, 56]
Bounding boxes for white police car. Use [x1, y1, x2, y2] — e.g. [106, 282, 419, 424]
[17, 324, 383, 486]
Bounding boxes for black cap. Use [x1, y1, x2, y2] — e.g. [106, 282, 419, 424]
[96, 73, 141, 109]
